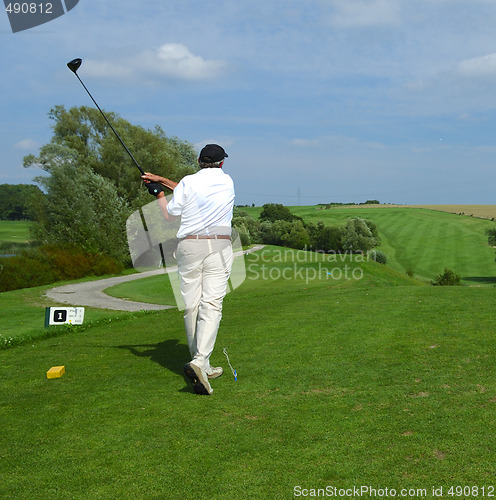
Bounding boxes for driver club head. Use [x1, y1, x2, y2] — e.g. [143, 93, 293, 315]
[67, 58, 82, 74]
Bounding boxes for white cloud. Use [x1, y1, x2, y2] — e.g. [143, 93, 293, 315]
[456, 53, 496, 78]
[84, 43, 226, 83]
[328, 0, 401, 27]
[155, 44, 225, 80]
[14, 139, 38, 150]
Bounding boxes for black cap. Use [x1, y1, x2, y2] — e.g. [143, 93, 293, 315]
[199, 144, 228, 163]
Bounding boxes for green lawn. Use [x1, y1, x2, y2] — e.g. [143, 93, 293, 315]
[0, 220, 31, 244]
[2, 246, 496, 498]
[244, 206, 496, 285]
[0, 220, 33, 255]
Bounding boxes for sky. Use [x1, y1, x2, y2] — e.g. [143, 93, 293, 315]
[2, 0, 496, 206]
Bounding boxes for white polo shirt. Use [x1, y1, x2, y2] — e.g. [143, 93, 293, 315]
[167, 168, 235, 239]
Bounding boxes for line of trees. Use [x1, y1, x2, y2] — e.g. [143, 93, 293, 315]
[233, 203, 384, 257]
[0, 184, 42, 220]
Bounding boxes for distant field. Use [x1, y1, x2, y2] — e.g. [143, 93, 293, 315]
[410, 205, 496, 220]
[243, 205, 496, 284]
[296, 204, 496, 220]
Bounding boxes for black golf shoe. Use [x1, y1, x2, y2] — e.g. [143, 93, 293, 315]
[183, 362, 213, 395]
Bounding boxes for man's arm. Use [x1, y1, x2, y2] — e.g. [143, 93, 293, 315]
[141, 173, 178, 191]
[156, 190, 174, 220]
[141, 173, 179, 221]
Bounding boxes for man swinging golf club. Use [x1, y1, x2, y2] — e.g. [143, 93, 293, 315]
[141, 144, 234, 395]
[67, 60, 233, 394]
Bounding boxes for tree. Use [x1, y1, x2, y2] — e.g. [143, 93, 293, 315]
[432, 268, 461, 286]
[232, 207, 260, 245]
[0, 184, 43, 220]
[486, 227, 496, 247]
[259, 203, 300, 223]
[258, 220, 310, 249]
[24, 105, 197, 205]
[32, 163, 130, 263]
[341, 218, 381, 253]
[280, 220, 310, 249]
[23, 105, 198, 262]
[307, 221, 344, 253]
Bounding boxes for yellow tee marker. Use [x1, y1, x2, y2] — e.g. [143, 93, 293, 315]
[47, 366, 65, 379]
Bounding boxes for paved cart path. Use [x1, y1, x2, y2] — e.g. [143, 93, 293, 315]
[45, 245, 264, 312]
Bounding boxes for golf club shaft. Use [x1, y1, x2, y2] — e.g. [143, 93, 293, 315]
[73, 73, 145, 175]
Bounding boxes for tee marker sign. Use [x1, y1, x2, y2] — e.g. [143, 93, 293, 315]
[45, 307, 84, 327]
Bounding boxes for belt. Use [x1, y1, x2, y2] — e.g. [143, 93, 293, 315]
[181, 235, 231, 240]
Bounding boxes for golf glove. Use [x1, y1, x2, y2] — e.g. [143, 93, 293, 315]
[147, 182, 164, 197]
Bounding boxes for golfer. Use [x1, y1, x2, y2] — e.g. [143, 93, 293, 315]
[141, 144, 235, 395]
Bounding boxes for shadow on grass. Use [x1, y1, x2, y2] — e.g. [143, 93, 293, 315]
[116, 340, 189, 378]
[463, 276, 496, 285]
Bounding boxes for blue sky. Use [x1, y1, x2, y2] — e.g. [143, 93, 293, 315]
[2, 0, 496, 205]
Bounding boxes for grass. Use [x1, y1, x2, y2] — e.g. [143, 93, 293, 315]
[0, 276, 137, 349]
[0, 220, 33, 254]
[2, 246, 496, 498]
[0, 220, 31, 244]
[244, 206, 496, 285]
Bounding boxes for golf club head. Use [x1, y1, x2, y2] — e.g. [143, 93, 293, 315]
[67, 58, 82, 74]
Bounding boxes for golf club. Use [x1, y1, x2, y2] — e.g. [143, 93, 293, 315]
[67, 58, 145, 175]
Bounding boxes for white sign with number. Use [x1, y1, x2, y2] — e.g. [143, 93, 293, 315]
[45, 307, 85, 326]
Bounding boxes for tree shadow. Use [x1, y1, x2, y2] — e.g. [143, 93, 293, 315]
[463, 276, 496, 285]
[116, 339, 190, 377]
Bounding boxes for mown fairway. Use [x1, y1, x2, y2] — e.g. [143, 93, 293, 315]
[244, 206, 496, 285]
[2, 247, 496, 498]
[0, 220, 31, 244]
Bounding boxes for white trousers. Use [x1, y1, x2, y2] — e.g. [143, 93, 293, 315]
[176, 238, 233, 372]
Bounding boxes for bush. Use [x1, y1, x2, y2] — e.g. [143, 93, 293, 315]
[432, 268, 461, 286]
[259, 203, 301, 223]
[31, 163, 131, 264]
[341, 218, 381, 253]
[0, 255, 56, 292]
[280, 220, 310, 249]
[232, 208, 260, 245]
[367, 249, 387, 264]
[0, 244, 123, 292]
[307, 221, 344, 253]
[486, 227, 496, 247]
